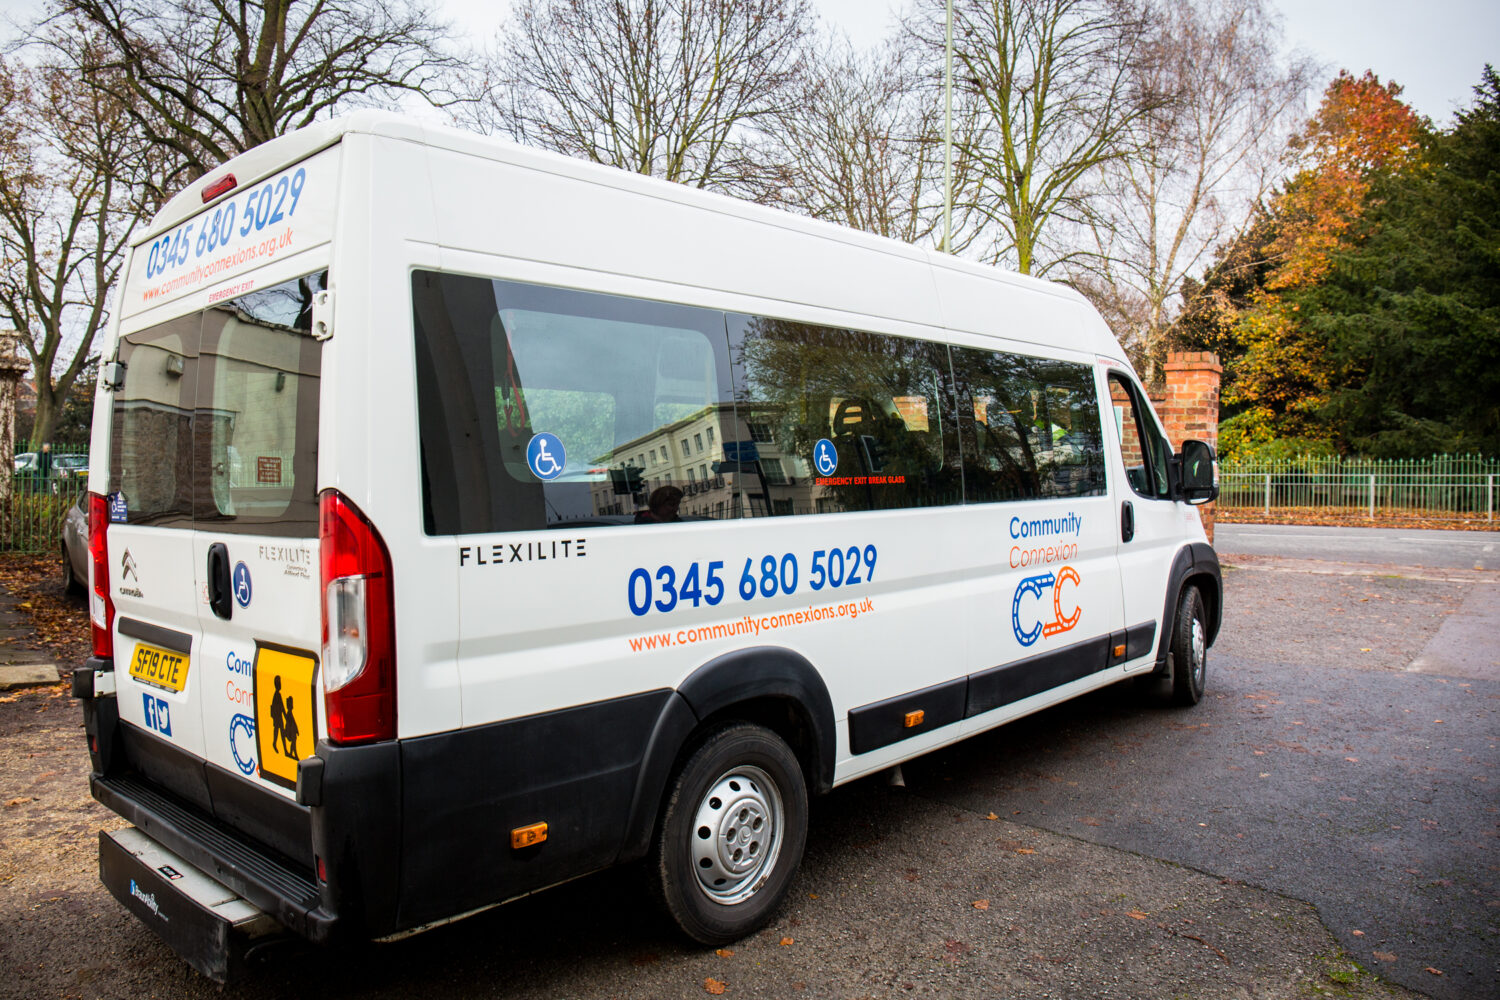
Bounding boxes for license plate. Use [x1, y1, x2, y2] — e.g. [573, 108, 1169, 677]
[129, 642, 191, 692]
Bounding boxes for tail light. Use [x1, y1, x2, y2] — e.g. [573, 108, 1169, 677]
[319, 491, 396, 743]
[88, 493, 114, 658]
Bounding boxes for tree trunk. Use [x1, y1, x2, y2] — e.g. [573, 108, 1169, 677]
[29, 385, 59, 451]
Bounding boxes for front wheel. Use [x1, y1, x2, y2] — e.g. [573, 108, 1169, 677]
[1169, 585, 1208, 706]
[652, 723, 808, 946]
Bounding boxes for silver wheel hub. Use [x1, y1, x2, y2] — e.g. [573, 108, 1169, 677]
[1190, 618, 1206, 683]
[690, 765, 782, 906]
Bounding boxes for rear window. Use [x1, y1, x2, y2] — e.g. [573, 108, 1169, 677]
[109, 270, 324, 535]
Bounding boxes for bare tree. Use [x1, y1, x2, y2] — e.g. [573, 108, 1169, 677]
[765, 34, 968, 245]
[907, 0, 1168, 276]
[470, 0, 814, 194]
[1084, 0, 1313, 379]
[0, 46, 162, 446]
[54, 0, 461, 192]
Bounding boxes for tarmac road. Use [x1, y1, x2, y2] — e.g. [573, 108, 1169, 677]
[907, 573, 1500, 1000]
[1216, 523, 1500, 570]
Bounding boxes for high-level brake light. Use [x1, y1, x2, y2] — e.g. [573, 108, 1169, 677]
[201, 173, 237, 202]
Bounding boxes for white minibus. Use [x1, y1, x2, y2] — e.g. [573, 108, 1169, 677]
[73, 112, 1221, 980]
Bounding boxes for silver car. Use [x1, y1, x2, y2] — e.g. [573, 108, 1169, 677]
[61, 492, 87, 595]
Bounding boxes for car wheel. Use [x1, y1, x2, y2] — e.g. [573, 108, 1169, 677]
[1169, 585, 1208, 707]
[653, 723, 808, 946]
[61, 544, 83, 596]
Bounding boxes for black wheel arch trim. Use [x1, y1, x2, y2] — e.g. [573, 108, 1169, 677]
[617, 647, 836, 865]
[1154, 542, 1222, 671]
[677, 646, 836, 793]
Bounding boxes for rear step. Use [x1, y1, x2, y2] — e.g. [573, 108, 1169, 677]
[101, 828, 288, 982]
[94, 774, 327, 938]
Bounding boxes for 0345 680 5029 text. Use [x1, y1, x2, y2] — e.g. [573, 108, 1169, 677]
[626, 544, 878, 618]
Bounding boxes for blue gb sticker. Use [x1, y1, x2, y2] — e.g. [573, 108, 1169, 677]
[814, 438, 838, 477]
[108, 492, 128, 522]
[232, 561, 252, 608]
[526, 432, 566, 481]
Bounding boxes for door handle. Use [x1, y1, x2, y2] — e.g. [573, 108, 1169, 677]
[1121, 500, 1135, 543]
[208, 543, 233, 620]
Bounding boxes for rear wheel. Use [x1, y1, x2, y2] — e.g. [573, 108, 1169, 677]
[653, 723, 808, 945]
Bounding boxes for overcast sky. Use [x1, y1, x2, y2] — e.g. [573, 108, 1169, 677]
[0, 0, 1494, 123]
[441, 0, 1497, 125]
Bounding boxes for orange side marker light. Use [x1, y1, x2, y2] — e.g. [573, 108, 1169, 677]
[903, 710, 925, 728]
[511, 822, 548, 849]
[1114, 644, 1126, 658]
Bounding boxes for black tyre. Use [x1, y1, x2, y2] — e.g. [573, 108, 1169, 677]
[653, 723, 808, 946]
[1169, 585, 1208, 706]
[61, 545, 83, 596]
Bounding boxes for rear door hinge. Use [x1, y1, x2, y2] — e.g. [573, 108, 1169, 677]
[311, 289, 334, 341]
[93, 669, 117, 697]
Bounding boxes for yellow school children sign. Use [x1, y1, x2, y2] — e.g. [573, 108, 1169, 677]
[254, 645, 318, 790]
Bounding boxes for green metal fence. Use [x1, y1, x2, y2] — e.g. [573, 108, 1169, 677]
[4, 446, 91, 553]
[1219, 454, 1500, 521]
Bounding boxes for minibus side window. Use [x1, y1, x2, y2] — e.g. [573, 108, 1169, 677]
[725, 315, 963, 516]
[951, 348, 1106, 502]
[412, 271, 736, 533]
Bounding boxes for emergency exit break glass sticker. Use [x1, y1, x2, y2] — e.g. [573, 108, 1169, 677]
[253, 645, 318, 790]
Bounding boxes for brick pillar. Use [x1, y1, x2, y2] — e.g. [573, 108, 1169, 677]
[1159, 351, 1222, 545]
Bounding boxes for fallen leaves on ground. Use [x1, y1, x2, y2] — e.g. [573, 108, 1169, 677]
[704, 977, 726, 995]
[1373, 951, 1397, 962]
[779, 937, 794, 946]
[971, 900, 989, 910]
[714, 948, 734, 958]
[0, 554, 90, 671]
[1218, 509, 1495, 532]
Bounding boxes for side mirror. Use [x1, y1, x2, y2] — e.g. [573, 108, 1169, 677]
[1178, 439, 1218, 504]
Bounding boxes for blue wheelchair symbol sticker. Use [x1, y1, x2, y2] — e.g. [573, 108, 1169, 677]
[527, 432, 566, 481]
[814, 438, 838, 476]
[232, 561, 252, 608]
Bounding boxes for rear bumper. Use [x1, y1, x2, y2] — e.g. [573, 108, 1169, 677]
[93, 772, 334, 940]
[81, 660, 679, 948]
[80, 657, 403, 943]
[99, 827, 285, 983]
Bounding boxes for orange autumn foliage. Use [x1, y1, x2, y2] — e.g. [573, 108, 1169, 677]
[1266, 70, 1424, 291]
[1220, 72, 1424, 451]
